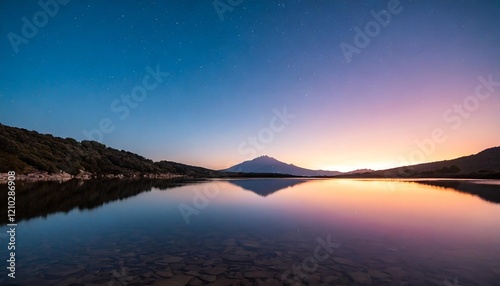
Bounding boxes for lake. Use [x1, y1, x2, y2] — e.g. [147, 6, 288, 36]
[1, 178, 500, 285]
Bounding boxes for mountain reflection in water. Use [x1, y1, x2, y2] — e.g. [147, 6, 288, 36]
[0, 178, 499, 285]
[3, 178, 500, 227]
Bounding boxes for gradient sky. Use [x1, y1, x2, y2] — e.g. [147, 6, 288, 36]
[1, 0, 499, 172]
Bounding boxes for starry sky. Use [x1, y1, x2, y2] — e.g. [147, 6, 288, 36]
[1, 0, 499, 172]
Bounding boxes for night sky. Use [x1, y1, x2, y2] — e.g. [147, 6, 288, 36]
[1, 0, 499, 171]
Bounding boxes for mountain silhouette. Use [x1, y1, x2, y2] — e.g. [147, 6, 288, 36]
[222, 155, 342, 177]
[2, 123, 498, 179]
[227, 178, 311, 197]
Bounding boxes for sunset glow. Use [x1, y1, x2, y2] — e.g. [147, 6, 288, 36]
[1, 2, 500, 285]
[1, 1, 499, 171]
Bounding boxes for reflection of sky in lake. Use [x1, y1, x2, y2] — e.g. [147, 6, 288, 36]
[1, 179, 500, 285]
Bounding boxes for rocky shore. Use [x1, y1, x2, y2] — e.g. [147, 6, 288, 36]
[0, 171, 184, 183]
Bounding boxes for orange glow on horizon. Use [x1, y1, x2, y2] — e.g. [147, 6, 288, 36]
[266, 179, 500, 238]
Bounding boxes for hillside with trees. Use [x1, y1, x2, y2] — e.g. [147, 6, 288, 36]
[0, 123, 217, 177]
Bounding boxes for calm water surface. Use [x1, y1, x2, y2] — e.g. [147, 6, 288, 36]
[1, 178, 500, 285]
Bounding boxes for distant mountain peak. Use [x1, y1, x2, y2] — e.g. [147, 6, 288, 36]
[249, 155, 280, 164]
[222, 156, 342, 177]
[255, 155, 275, 160]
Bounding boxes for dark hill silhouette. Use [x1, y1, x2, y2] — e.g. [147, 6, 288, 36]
[350, 147, 500, 179]
[0, 123, 217, 177]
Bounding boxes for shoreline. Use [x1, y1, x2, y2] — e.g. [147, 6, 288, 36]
[2, 172, 499, 183]
[0, 171, 185, 183]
